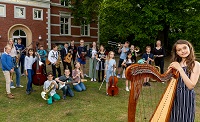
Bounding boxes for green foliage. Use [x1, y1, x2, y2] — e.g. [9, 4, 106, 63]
[69, 0, 200, 51]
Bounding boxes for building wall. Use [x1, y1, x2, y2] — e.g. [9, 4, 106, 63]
[0, 0, 99, 51]
[50, 0, 98, 47]
[0, 1, 49, 51]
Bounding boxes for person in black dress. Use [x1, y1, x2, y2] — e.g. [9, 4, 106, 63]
[153, 40, 165, 74]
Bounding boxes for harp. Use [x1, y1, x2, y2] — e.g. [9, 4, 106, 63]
[125, 64, 179, 122]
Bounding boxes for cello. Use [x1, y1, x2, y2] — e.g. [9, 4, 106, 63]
[107, 65, 119, 96]
[32, 42, 47, 86]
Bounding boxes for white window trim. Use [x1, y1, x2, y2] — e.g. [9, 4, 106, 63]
[33, 8, 43, 20]
[81, 24, 90, 36]
[60, 16, 71, 35]
[14, 6, 26, 19]
[0, 4, 6, 17]
[60, 0, 71, 7]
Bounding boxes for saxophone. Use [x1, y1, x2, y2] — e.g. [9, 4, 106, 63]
[55, 51, 61, 68]
[41, 82, 55, 100]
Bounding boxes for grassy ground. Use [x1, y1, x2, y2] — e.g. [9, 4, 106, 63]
[0, 56, 199, 122]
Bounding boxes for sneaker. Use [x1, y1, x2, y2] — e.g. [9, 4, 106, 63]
[63, 95, 66, 100]
[94, 78, 96, 82]
[117, 74, 121, 78]
[21, 73, 25, 76]
[122, 75, 126, 78]
[26, 91, 31, 95]
[84, 74, 89, 77]
[7, 93, 14, 99]
[106, 93, 108, 96]
[126, 87, 129, 91]
[10, 86, 16, 89]
[16, 85, 24, 88]
[91, 78, 94, 81]
[143, 82, 147, 86]
[146, 82, 151, 86]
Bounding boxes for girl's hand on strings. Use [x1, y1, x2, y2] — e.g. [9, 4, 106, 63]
[168, 62, 182, 71]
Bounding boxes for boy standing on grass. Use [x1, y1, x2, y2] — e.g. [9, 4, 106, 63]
[1, 45, 15, 99]
[142, 46, 154, 86]
[43, 72, 60, 105]
[55, 69, 74, 100]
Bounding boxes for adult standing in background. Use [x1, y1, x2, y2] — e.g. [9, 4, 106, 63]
[7, 39, 23, 88]
[69, 40, 77, 67]
[153, 40, 166, 74]
[15, 38, 25, 76]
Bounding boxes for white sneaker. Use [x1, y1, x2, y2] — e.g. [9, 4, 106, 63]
[10, 86, 16, 89]
[84, 74, 89, 77]
[16, 85, 24, 88]
[21, 73, 25, 76]
[126, 87, 129, 91]
[94, 78, 96, 81]
[91, 78, 94, 81]
[117, 75, 121, 78]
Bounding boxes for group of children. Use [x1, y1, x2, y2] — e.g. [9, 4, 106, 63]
[2, 39, 200, 121]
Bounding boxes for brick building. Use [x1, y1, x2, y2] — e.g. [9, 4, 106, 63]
[0, 0, 99, 52]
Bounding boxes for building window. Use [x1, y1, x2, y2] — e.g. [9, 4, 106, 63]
[14, 6, 26, 19]
[81, 21, 90, 36]
[0, 4, 6, 17]
[33, 8, 43, 20]
[60, 16, 71, 35]
[61, 0, 71, 6]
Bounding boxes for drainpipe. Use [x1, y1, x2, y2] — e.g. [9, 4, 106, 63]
[47, 4, 51, 51]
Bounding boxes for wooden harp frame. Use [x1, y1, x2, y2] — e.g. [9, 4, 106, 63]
[125, 64, 179, 122]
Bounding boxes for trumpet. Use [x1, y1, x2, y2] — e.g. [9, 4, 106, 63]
[134, 46, 140, 52]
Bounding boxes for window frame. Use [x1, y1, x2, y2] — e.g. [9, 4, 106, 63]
[81, 21, 90, 36]
[61, 0, 71, 7]
[14, 6, 26, 19]
[0, 4, 6, 17]
[33, 8, 43, 20]
[60, 16, 71, 35]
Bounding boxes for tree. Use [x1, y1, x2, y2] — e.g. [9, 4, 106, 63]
[69, 0, 200, 52]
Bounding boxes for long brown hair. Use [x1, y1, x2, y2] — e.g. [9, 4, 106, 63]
[171, 40, 195, 73]
[27, 48, 36, 58]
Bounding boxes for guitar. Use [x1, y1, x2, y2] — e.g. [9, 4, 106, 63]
[59, 78, 87, 89]
[64, 53, 72, 63]
[59, 80, 78, 90]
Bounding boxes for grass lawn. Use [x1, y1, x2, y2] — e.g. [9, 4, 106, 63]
[0, 56, 199, 122]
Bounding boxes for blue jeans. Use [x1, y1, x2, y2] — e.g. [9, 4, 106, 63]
[10, 67, 21, 87]
[62, 85, 74, 97]
[26, 69, 34, 92]
[73, 82, 86, 92]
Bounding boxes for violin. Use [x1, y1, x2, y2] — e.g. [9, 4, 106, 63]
[107, 65, 119, 96]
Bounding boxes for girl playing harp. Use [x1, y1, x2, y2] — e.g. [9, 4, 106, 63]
[126, 40, 200, 122]
[169, 40, 200, 122]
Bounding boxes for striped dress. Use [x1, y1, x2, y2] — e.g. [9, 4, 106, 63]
[170, 67, 195, 122]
